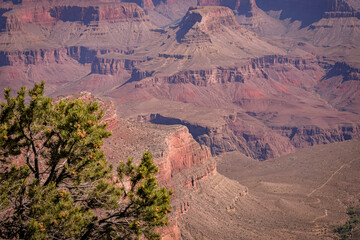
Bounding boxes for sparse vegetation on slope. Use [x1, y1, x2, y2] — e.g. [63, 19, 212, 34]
[334, 205, 360, 240]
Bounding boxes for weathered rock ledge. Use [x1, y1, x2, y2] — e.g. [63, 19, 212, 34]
[130, 55, 313, 87]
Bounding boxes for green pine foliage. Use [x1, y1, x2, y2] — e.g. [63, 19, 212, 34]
[334, 206, 360, 240]
[0, 82, 172, 239]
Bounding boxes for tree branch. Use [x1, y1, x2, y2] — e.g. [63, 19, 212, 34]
[25, 147, 35, 174]
[28, 122, 39, 181]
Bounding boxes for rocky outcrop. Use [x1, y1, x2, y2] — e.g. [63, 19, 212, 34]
[162, 126, 212, 177]
[324, 62, 360, 82]
[198, 0, 223, 5]
[0, 47, 135, 67]
[66, 46, 98, 64]
[256, 0, 359, 26]
[146, 126, 214, 240]
[123, 0, 155, 11]
[130, 55, 312, 86]
[2, 2, 147, 32]
[176, 6, 240, 43]
[3, 6, 56, 31]
[322, 0, 360, 18]
[325, 0, 357, 12]
[144, 113, 294, 160]
[91, 54, 147, 75]
[274, 124, 360, 148]
[323, 11, 359, 18]
[138, 113, 360, 160]
[147, 113, 242, 155]
[66, 46, 135, 64]
[256, 0, 357, 13]
[50, 3, 147, 24]
[250, 55, 310, 70]
[198, 0, 258, 16]
[153, 68, 245, 86]
[0, 48, 66, 66]
[315, 62, 360, 114]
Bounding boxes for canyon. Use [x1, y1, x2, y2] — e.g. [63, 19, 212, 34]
[0, 0, 359, 239]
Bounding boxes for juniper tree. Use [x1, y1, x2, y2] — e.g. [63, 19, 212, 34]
[0, 82, 172, 239]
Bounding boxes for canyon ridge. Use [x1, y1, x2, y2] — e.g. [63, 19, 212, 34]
[0, 0, 359, 239]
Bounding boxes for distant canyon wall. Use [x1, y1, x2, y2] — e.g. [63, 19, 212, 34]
[136, 113, 360, 160]
[130, 55, 310, 87]
[2, 2, 147, 32]
[256, 0, 359, 26]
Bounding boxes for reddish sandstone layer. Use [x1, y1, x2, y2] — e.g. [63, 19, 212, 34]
[178, 6, 240, 34]
[91, 54, 146, 75]
[3, 2, 147, 32]
[0, 46, 136, 67]
[123, 0, 155, 11]
[130, 55, 312, 87]
[165, 126, 212, 176]
[1, 48, 67, 66]
[198, 0, 258, 15]
[0, 2, 150, 66]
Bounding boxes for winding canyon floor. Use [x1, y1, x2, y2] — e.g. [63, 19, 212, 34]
[188, 140, 360, 239]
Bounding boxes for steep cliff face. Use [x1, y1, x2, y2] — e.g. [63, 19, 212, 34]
[257, 0, 357, 15]
[71, 93, 216, 240]
[66, 46, 98, 64]
[3, 6, 55, 31]
[316, 62, 360, 114]
[139, 111, 360, 160]
[147, 113, 295, 160]
[154, 126, 214, 240]
[0, 48, 67, 66]
[2, 2, 147, 32]
[91, 54, 147, 75]
[123, 0, 155, 11]
[132, 68, 245, 86]
[321, 0, 359, 18]
[176, 6, 240, 43]
[256, 0, 359, 27]
[0, 1, 154, 68]
[50, 3, 147, 24]
[160, 126, 214, 185]
[198, 0, 222, 5]
[198, 0, 258, 16]
[324, 62, 360, 81]
[274, 124, 360, 148]
[0, 47, 135, 67]
[129, 55, 312, 86]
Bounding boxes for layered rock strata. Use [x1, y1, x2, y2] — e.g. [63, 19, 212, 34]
[138, 113, 360, 160]
[176, 6, 240, 43]
[0, 48, 67, 66]
[2, 2, 147, 32]
[0, 2, 150, 67]
[129, 55, 311, 87]
[91, 54, 148, 75]
[198, 0, 258, 16]
[256, 0, 359, 26]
